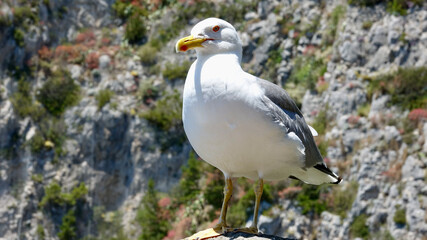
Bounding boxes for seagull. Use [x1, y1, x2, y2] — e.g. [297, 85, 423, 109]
[176, 18, 341, 239]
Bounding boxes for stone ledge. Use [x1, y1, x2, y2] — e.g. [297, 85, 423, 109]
[209, 232, 293, 240]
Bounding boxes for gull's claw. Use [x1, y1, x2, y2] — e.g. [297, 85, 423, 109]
[233, 226, 259, 235]
[213, 222, 233, 233]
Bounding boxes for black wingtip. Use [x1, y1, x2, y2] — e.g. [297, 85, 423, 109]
[331, 176, 343, 184]
[313, 163, 342, 184]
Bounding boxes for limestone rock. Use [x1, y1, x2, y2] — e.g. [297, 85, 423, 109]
[211, 232, 291, 240]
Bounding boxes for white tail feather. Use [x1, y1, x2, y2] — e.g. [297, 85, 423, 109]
[308, 125, 318, 136]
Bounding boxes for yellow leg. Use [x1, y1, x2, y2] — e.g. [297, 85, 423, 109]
[251, 178, 263, 229]
[235, 178, 263, 234]
[186, 177, 233, 240]
[214, 177, 233, 231]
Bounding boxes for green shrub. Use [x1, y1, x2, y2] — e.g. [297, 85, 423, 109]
[39, 182, 88, 207]
[30, 131, 46, 154]
[37, 224, 45, 240]
[177, 151, 202, 203]
[327, 181, 358, 219]
[227, 183, 274, 227]
[125, 13, 146, 44]
[57, 6, 68, 20]
[367, 67, 427, 110]
[162, 61, 191, 81]
[13, 6, 38, 25]
[331, 5, 346, 30]
[137, 179, 169, 240]
[138, 80, 159, 104]
[323, 5, 346, 46]
[348, 0, 384, 7]
[217, 0, 259, 25]
[296, 184, 328, 215]
[112, 1, 130, 19]
[357, 103, 371, 117]
[112, 0, 148, 44]
[350, 214, 370, 239]
[31, 174, 44, 183]
[262, 49, 283, 80]
[36, 70, 80, 117]
[387, 0, 408, 15]
[13, 28, 25, 47]
[317, 140, 329, 157]
[399, 32, 407, 44]
[30, 119, 66, 156]
[204, 177, 224, 209]
[11, 79, 44, 120]
[141, 90, 182, 130]
[0, 14, 11, 28]
[393, 205, 406, 225]
[348, 0, 423, 15]
[58, 209, 77, 240]
[288, 56, 327, 91]
[138, 44, 157, 65]
[310, 109, 327, 136]
[386, 0, 423, 15]
[93, 207, 128, 240]
[95, 89, 114, 110]
[64, 182, 89, 206]
[40, 182, 64, 207]
[112, 0, 147, 19]
[362, 21, 373, 30]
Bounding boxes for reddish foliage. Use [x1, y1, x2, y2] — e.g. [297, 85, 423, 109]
[303, 45, 316, 56]
[99, 45, 119, 57]
[162, 205, 191, 240]
[101, 37, 111, 46]
[131, 0, 142, 7]
[54, 45, 87, 62]
[85, 52, 99, 69]
[38, 46, 52, 60]
[311, 110, 319, 117]
[408, 108, 427, 123]
[347, 115, 360, 125]
[278, 186, 302, 199]
[158, 197, 171, 208]
[164, 230, 176, 239]
[381, 161, 403, 181]
[75, 30, 96, 46]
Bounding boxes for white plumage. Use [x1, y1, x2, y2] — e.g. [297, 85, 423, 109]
[176, 18, 341, 237]
[178, 18, 340, 184]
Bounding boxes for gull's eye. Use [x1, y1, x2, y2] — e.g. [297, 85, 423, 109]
[212, 25, 220, 32]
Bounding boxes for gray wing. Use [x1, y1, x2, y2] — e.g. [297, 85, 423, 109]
[256, 78, 303, 117]
[256, 78, 323, 168]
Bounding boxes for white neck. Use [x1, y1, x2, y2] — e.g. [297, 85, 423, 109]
[196, 46, 243, 65]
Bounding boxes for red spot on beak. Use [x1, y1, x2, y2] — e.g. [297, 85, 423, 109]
[180, 45, 188, 52]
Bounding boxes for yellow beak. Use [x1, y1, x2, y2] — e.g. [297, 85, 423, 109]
[176, 35, 208, 52]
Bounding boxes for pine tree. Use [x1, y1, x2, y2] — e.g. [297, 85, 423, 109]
[58, 209, 77, 240]
[137, 180, 169, 240]
[178, 151, 202, 203]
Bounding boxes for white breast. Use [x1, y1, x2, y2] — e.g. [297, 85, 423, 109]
[182, 57, 304, 180]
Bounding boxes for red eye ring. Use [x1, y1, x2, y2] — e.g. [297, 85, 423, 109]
[213, 25, 220, 32]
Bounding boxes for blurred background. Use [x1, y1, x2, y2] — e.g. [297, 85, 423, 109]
[0, 0, 426, 239]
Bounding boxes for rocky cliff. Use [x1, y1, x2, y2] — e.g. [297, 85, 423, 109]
[0, 0, 426, 240]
